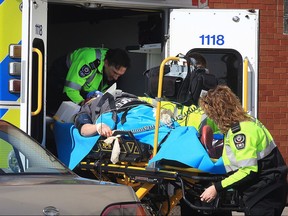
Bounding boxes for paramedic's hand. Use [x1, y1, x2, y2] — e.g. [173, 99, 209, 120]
[96, 123, 112, 137]
[200, 185, 217, 203]
[85, 91, 103, 104]
[87, 90, 103, 99]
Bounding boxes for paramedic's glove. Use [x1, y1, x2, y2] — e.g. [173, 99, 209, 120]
[160, 109, 174, 126]
[86, 90, 103, 100]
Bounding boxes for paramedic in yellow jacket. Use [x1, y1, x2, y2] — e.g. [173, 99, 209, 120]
[64, 47, 130, 105]
[198, 85, 287, 216]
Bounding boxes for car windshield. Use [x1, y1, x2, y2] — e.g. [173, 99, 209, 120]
[0, 120, 72, 175]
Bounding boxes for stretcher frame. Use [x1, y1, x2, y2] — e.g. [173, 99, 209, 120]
[76, 56, 245, 215]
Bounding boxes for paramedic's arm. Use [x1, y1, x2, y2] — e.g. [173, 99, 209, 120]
[200, 166, 256, 202]
[63, 62, 87, 104]
[201, 141, 258, 203]
[213, 132, 258, 193]
[64, 87, 85, 105]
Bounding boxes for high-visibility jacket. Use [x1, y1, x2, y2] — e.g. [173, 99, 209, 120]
[63, 48, 109, 104]
[214, 118, 287, 208]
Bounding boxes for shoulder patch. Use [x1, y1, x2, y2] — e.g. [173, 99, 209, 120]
[233, 134, 246, 150]
[79, 65, 91, 77]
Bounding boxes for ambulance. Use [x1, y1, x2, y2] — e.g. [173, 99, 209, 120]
[0, 0, 259, 150]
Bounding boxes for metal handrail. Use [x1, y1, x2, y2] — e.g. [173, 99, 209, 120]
[153, 56, 180, 157]
[243, 57, 248, 112]
[31, 48, 43, 116]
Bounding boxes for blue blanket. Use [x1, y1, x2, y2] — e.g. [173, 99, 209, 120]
[148, 126, 225, 174]
[54, 105, 226, 174]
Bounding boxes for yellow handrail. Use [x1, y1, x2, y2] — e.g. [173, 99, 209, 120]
[243, 57, 248, 112]
[31, 48, 43, 116]
[153, 56, 180, 157]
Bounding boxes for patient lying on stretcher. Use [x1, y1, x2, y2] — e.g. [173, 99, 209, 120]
[62, 89, 225, 174]
[75, 90, 177, 140]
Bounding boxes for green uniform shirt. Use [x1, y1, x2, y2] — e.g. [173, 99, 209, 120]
[63, 47, 109, 104]
[219, 119, 276, 190]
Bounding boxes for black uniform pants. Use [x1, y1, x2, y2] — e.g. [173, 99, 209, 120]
[245, 186, 287, 216]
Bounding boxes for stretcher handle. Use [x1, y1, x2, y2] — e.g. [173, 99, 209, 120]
[153, 56, 180, 157]
[31, 48, 43, 116]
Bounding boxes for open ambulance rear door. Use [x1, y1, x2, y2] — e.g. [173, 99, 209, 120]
[167, 9, 259, 117]
[21, 0, 47, 145]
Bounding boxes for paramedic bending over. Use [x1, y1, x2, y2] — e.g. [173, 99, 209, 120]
[47, 47, 130, 114]
[198, 85, 287, 216]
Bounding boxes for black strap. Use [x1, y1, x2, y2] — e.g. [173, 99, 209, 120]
[93, 93, 114, 112]
[120, 107, 134, 125]
[92, 93, 117, 128]
[89, 58, 101, 70]
[85, 50, 102, 86]
[231, 122, 241, 133]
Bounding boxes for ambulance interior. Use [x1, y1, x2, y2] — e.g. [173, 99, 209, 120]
[45, 3, 243, 156]
[47, 3, 165, 97]
[47, 3, 243, 97]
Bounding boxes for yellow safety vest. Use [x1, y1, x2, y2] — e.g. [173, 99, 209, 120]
[221, 118, 276, 189]
[64, 48, 108, 104]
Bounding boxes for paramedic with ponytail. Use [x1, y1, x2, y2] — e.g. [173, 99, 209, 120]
[198, 85, 287, 216]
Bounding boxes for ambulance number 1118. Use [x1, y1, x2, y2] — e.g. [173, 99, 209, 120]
[199, 34, 225, 46]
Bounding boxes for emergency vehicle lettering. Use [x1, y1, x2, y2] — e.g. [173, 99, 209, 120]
[199, 34, 225, 45]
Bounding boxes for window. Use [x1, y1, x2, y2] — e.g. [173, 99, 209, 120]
[188, 48, 243, 102]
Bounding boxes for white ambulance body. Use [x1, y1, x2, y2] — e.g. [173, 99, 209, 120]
[0, 0, 258, 148]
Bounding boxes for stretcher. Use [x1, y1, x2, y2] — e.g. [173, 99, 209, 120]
[54, 122, 244, 215]
[54, 56, 245, 215]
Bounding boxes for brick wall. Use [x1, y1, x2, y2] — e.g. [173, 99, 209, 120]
[209, 0, 288, 162]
